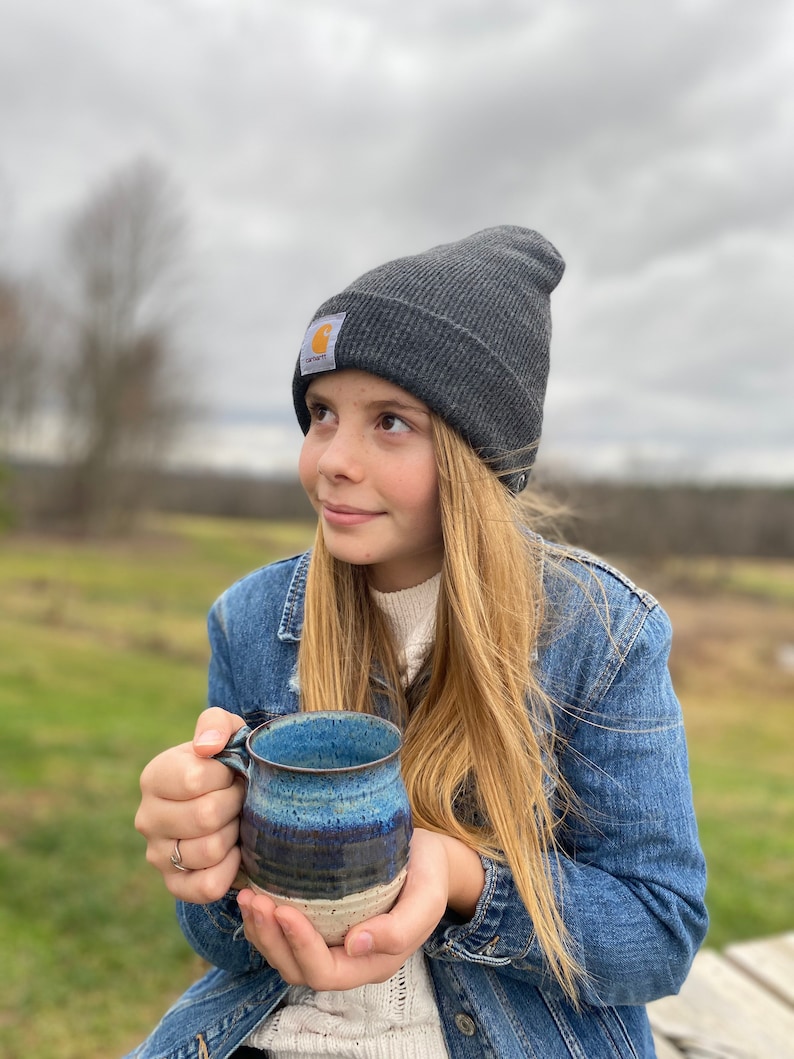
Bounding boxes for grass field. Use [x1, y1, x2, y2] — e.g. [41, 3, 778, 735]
[1, 516, 792, 1058]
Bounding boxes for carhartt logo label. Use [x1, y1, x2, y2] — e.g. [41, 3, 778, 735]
[311, 323, 333, 354]
[300, 312, 346, 376]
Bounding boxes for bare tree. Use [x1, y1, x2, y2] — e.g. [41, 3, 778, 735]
[60, 157, 193, 532]
[0, 275, 48, 454]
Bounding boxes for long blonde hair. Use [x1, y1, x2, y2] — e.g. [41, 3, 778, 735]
[298, 416, 581, 998]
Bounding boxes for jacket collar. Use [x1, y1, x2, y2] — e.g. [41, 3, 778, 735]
[278, 550, 312, 642]
[278, 534, 546, 644]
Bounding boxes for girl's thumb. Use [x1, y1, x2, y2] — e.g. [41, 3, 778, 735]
[345, 930, 375, 957]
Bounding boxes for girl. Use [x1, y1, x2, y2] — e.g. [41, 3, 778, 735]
[130, 226, 708, 1059]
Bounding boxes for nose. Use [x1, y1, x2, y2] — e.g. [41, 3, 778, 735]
[316, 425, 364, 482]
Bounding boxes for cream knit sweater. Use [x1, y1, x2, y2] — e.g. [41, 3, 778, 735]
[244, 574, 449, 1057]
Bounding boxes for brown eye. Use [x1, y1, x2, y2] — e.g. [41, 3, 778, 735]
[380, 414, 410, 434]
[309, 403, 334, 424]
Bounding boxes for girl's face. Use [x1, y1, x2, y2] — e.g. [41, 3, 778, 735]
[299, 369, 443, 592]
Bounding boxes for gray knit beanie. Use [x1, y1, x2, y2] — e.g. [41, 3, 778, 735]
[292, 225, 564, 493]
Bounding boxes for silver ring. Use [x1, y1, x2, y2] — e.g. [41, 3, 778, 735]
[170, 840, 191, 872]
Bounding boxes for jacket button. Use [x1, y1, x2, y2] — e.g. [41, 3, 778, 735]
[454, 1012, 477, 1036]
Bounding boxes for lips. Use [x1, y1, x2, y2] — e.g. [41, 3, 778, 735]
[320, 501, 383, 527]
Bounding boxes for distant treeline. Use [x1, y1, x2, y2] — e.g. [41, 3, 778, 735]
[551, 479, 794, 558]
[6, 460, 794, 558]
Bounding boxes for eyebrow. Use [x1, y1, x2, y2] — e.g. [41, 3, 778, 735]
[367, 398, 430, 415]
[307, 388, 430, 415]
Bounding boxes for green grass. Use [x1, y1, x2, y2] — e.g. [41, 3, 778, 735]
[627, 555, 794, 949]
[0, 515, 315, 1059]
[0, 524, 792, 1057]
[661, 556, 794, 604]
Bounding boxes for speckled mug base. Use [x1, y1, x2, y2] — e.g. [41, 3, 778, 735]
[250, 867, 408, 947]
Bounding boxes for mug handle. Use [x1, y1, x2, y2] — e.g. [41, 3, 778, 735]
[213, 724, 253, 781]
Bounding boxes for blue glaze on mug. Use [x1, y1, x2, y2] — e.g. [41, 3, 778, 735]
[214, 711, 412, 901]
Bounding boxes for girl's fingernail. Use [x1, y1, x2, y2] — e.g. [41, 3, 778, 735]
[195, 729, 223, 747]
[347, 931, 374, 956]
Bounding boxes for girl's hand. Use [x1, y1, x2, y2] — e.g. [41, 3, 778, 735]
[236, 828, 485, 990]
[134, 707, 247, 904]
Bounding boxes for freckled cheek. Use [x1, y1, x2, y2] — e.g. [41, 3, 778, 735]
[402, 480, 441, 528]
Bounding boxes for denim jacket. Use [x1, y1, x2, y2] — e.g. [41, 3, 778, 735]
[125, 542, 708, 1059]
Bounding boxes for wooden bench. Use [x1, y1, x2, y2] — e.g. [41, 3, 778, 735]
[649, 932, 794, 1058]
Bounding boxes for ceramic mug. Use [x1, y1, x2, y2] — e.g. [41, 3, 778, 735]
[214, 710, 413, 945]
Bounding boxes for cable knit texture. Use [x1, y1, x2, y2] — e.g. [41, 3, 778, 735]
[244, 573, 448, 1056]
[370, 572, 440, 684]
[245, 951, 446, 1057]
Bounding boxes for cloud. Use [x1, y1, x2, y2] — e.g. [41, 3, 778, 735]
[1, 0, 792, 480]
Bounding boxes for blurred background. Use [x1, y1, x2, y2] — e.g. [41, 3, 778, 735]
[1, 2, 792, 1056]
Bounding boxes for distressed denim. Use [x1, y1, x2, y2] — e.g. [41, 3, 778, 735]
[125, 542, 707, 1059]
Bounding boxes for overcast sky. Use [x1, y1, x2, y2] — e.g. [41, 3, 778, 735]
[2, 0, 792, 481]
